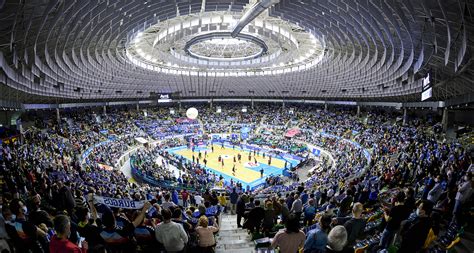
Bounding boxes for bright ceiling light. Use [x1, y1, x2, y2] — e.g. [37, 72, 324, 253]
[126, 11, 325, 76]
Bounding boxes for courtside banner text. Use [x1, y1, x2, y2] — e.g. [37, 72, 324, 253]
[94, 195, 144, 209]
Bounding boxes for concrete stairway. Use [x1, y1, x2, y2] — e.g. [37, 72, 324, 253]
[215, 214, 255, 253]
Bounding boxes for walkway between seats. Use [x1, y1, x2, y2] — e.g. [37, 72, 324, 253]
[215, 214, 255, 253]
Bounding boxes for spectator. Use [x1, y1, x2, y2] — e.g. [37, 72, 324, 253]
[172, 190, 179, 205]
[7, 199, 48, 252]
[452, 173, 472, 222]
[244, 200, 265, 234]
[399, 200, 433, 252]
[181, 189, 189, 207]
[155, 209, 188, 253]
[218, 193, 227, 213]
[337, 190, 353, 217]
[100, 202, 151, 250]
[162, 194, 176, 210]
[427, 176, 443, 204]
[336, 202, 366, 248]
[56, 182, 76, 214]
[304, 214, 332, 253]
[195, 215, 219, 253]
[246, 197, 255, 209]
[279, 198, 290, 223]
[326, 225, 348, 253]
[50, 215, 88, 253]
[271, 214, 306, 253]
[75, 205, 104, 249]
[290, 194, 303, 219]
[236, 194, 247, 228]
[262, 201, 277, 233]
[379, 191, 411, 249]
[303, 199, 317, 226]
[229, 189, 239, 215]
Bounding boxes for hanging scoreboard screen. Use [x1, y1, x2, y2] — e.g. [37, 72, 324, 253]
[158, 93, 172, 103]
[421, 72, 432, 101]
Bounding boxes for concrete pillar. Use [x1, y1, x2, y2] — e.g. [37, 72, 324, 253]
[251, 99, 254, 109]
[210, 99, 213, 109]
[56, 108, 60, 123]
[357, 105, 360, 117]
[136, 103, 139, 111]
[442, 107, 448, 132]
[103, 105, 107, 115]
[282, 101, 285, 109]
[402, 108, 407, 126]
[324, 103, 328, 111]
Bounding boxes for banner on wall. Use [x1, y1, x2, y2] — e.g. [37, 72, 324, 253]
[97, 163, 113, 171]
[284, 128, 301, 138]
[94, 195, 144, 209]
[312, 148, 321, 156]
[81, 140, 113, 161]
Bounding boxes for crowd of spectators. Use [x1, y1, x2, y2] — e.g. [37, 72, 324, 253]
[0, 104, 472, 253]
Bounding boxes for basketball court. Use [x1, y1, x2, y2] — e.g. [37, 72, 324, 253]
[167, 143, 302, 189]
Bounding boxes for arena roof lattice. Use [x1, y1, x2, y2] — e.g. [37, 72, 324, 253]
[0, 0, 472, 103]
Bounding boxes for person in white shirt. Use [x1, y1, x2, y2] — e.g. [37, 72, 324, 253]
[161, 193, 176, 210]
[327, 188, 335, 199]
[195, 215, 219, 251]
[427, 176, 443, 203]
[453, 173, 472, 222]
[194, 194, 203, 206]
[290, 194, 303, 218]
[155, 209, 188, 253]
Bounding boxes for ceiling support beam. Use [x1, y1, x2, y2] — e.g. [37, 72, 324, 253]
[231, 0, 279, 37]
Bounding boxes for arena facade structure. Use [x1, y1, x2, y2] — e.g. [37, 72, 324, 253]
[0, 1, 473, 252]
[0, 0, 472, 105]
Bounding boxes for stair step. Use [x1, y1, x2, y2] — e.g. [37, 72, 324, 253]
[218, 240, 255, 249]
[216, 248, 255, 253]
[217, 233, 251, 240]
[216, 214, 255, 252]
[218, 230, 249, 236]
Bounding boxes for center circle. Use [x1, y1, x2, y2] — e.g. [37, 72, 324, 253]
[184, 32, 268, 61]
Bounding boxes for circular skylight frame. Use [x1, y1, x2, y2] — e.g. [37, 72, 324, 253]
[184, 32, 269, 61]
[125, 11, 326, 76]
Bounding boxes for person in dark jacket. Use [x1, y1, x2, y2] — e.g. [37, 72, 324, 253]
[337, 190, 353, 217]
[399, 200, 433, 253]
[56, 181, 76, 214]
[236, 194, 247, 228]
[244, 200, 265, 233]
[334, 202, 366, 248]
[230, 188, 239, 215]
[379, 191, 411, 249]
